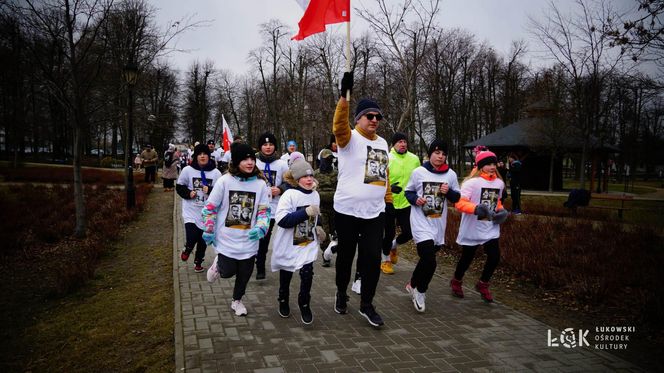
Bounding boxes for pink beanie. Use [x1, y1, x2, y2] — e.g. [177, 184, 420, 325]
[475, 149, 497, 169]
[288, 151, 305, 166]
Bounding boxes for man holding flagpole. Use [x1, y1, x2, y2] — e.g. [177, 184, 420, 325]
[331, 72, 390, 327]
[294, 0, 390, 327]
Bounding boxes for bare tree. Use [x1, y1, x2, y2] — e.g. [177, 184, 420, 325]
[357, 0, 440, 132]
[11, 0, 115, 237]
[529, 0, 625, 188]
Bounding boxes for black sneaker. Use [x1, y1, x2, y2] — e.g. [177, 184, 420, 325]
[256, 271, 266, 280]
[278, 299, 290, 318]
[321, 259, 331, 267]
[299, 303, 313, 324]
[359, 305, 384, 327]
[334, 292, 348, 314]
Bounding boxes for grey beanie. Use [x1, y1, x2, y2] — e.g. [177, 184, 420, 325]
[290, 159, 314, 180]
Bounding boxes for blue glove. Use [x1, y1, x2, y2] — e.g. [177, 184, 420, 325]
[390, 183, 402, 194]
[202, 232, 215, 246]
[493, 209, 509, 224]
[248, 226, 267, 241]
[474, 204, 491, 219]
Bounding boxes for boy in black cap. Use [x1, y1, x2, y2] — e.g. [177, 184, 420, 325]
[176, 143, 222, 272]
[254, 132, 289, 279]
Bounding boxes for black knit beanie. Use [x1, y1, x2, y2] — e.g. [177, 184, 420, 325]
[391, 132, 407, 146]
[193, 143, 211, 158]
[354, 98, 382, 123]
[427, 139, 448, 158]
[257, 132, 278, 150]
[231, 142, 256, 167]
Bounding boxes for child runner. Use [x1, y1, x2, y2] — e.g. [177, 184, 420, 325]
[176, 143, 222, 272]
[450, 146, 509, 302]
[202, 142, 271, 316]
[255, 132, 289, 280]
[270, 159, 326, 324]
[403, 140, 460, 312]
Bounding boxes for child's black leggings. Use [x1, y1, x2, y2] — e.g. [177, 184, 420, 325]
[184, 223, 207, 264]
[217, 253, 255, 300]
[453, 238, 500, 283]
[278, 262, 314, 305]
[410, 240, 441, 293]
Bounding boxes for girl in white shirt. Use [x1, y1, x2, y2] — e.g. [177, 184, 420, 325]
[270, 160, 325, 325]
[451, 146, 509, 303]
[403, 140, 460, 313]
[202, 142, 271, 316]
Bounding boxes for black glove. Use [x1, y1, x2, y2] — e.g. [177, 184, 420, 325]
[390, 183, 402, 194]
[339, 71, 353, 98]
[474, 204, 490, 219]
[493, 209, 509, 224]
[385, 202, 395, 217]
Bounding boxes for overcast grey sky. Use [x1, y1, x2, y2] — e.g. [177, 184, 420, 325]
[155, 0, 636, 76]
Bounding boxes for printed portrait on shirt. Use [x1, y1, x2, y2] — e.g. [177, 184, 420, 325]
[293, 206, 315, 246]
[263, 170, 277, 187]
[191, 177, 210, 204]
[479, 187, 500, 221]
[225, 191, 256, 229]
[421, 181, 444, 218]
[364, 146, 388, 186]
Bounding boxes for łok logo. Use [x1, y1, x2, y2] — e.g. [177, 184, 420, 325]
[548, 328, 589, 348]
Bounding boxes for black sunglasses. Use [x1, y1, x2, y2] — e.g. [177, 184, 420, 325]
[365, 113, 383, 121]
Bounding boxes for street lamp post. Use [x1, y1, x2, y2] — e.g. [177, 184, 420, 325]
[124, 62, 138, 209]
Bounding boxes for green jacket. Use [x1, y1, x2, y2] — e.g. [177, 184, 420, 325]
[389, 148, 420, 209]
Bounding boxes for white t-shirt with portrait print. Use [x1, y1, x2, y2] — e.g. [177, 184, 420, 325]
[405, 166, 459, 245]
[270, 188, 321, 272]
[333, 129, 389, 219]
[205, 173, 271, 260]
[177, 165, 222, 229]
[256, 158, 289, 216]
[456, 176, 505, 246]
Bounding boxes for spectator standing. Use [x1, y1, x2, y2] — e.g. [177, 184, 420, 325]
[134, 153, 143, 171]
[508, 154, 522, 214]
[140, 144, 158, 183]
[162, 143, 179, 191]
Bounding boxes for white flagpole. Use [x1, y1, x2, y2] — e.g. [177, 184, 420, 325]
[345, 14, 351, 101]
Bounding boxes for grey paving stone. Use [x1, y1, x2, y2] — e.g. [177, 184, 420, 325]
[171, 198, 645, 372]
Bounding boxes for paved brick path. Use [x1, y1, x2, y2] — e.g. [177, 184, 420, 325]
[172, 197, 641, 372]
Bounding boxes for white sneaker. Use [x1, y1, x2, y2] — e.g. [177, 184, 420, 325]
[323, 240, 337, 261]
[412, 289, 426, 313]
[351, 279, 361, 295]
[231, 299, 247, 316]
[207, 256, 220, 283]
[391, 239, 397, 250]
